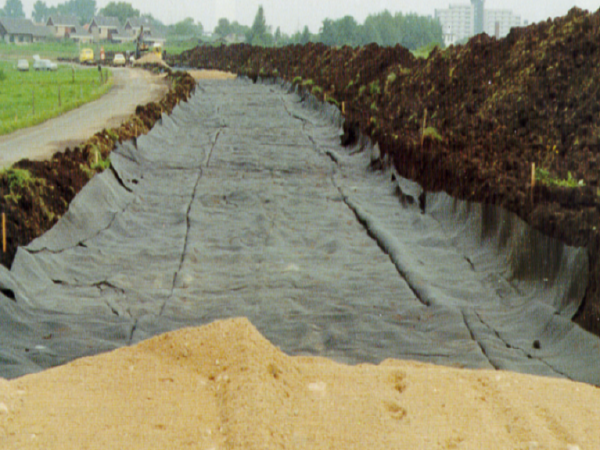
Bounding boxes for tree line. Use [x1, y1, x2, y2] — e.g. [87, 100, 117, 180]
[215, 8, 443, 50]
[1, 0, 442, 50]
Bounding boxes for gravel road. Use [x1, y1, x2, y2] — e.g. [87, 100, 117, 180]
[0, 68, 169, 169]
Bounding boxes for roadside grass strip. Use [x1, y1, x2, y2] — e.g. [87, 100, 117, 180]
[0, 61, 113, 136]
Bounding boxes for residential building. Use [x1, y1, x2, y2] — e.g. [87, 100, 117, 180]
[122, 17, 165, 46]
[435, 2, 522, 46]
[484, 9, 522, 38]
[472, 0, 484, 34]
[0, 17, 51, 43]
[46, 15, 79, 39]
[70, 25, 94, 44]
[435, 4, 473, 45]
[89, 16, 121, 42]
[123, 17, 152, 40]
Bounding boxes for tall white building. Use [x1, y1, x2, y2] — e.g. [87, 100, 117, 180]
[435, 3, 522, 47]
[484, 9, 522, 38]
[435, 4, 473, 46]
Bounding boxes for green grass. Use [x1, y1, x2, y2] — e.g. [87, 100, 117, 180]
[535, 167, 585, 188]
[422, 126, 443, 142]
[0, 61, 113, 136]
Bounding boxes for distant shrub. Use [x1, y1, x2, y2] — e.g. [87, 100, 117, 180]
[312, 86, 322, 95]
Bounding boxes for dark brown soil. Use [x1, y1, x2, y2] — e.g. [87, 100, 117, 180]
[0, 70, 196, 269]
[169, 7, 600, 337]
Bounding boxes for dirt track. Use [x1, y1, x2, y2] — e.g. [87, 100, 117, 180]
[0, 68, 169, 169]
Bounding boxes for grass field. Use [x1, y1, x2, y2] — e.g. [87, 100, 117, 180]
[0, 61, 113, 136]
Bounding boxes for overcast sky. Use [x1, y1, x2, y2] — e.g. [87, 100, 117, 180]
[19, 0, 600, 33]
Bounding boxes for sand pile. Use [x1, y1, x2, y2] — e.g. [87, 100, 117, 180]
[0, 318, 598, 449]
[133, 52, 170, 68]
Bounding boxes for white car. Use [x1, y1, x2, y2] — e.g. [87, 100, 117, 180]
[17, 59, 29, 71]
[113, 53, 126, 66]
[32, 55, 58, 71]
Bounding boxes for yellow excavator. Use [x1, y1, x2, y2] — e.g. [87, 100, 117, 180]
[135, 26, 163, 61]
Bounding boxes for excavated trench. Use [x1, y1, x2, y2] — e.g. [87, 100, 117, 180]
[0, 78, 599, 385]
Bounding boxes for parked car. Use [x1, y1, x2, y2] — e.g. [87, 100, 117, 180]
[17, 59, 29, 71]
[79, 48, 94, 64]
[32, 55, 58, 71]
[113, 53, 126, 66]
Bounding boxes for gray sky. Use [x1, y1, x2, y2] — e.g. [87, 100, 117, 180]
[21, 0, 600, 33]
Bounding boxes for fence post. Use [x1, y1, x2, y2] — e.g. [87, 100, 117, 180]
[2, 212, 6, 254]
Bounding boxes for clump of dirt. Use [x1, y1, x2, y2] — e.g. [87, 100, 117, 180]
[170, 7, 600, 336]
[0, 70, 196, 269]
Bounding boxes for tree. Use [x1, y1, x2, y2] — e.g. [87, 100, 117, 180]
[274, 26, 281, 45]
[99, 1, 139, 25]
[319, 19, 338, 46]
[32, 0, 49, 22]
[300, 25, 311, 44]
[246, 5, 272, 46]
[169, 17, 203, 37]
[335, 16, 360, 46]
[214, 17, 231, 38]
[2, 0, 25, 18]
[55, 0, 95, 24]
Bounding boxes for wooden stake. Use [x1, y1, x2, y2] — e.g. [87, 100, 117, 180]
[531, 162, 536, 204]
[421, 108, 428, 148]
[2, 212, 6, 254]
[342, 102, 345, 114]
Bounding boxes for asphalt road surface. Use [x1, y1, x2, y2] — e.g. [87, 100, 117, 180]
[0, 68, 169, 169]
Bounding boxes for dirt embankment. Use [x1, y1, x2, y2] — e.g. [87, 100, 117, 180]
[0, 70, 196, 269]
[169, 7, 600, 336]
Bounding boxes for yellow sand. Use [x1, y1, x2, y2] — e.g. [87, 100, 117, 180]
[0, 318, 597, 449]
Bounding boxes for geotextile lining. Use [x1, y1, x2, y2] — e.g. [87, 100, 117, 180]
[0, 77, 599, 385]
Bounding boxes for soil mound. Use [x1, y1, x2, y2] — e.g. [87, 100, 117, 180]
[170, 7, 600, 336]
[1, 318, 599, 449]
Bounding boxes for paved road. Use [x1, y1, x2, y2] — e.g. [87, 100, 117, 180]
[0, 68, 169, 169]
[1, 78, 599, 384]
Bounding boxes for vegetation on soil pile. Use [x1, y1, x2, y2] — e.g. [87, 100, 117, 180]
[170, 7, 600, 336]
[0, 62, 112, 135]
[0, 69, 196, 269]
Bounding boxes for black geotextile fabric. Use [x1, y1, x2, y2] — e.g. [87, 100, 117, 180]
[1, 77, 599, 384]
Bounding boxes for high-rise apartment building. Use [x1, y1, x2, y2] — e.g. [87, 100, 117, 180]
[484, 9, 522, 38]
[435, 4, 473, 45]
[435, 2, 522, 46]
